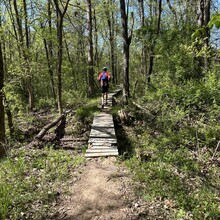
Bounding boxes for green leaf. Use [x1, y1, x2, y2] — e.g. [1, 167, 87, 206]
[215, 20, 220, 28]
[208, 14, 220, 29]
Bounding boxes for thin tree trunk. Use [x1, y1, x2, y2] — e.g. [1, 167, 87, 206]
[120, 0, 134, 102]
[47, 0, 56, 102]
[23, 0, 34, 110]
[147, 0, 162, 84]
[87, 0, 94, 97]
[65, 39, 78, 90]
[57, 15, 63, 114]
[43, 37, 56, 102]
[5, 1, 21, 57]
[203, 0, 210, 70]
[13, 0, 34, 110]
[93, 8, 99, 67]
[106, 0, 116, 84]
[139, 0, 147, 76]
[42, 1, 56, 102]
[196, 0, 210, 75]
[0, 40, 6, 157]
[53, 0, 70, 114]
[0, 9, 14, 139]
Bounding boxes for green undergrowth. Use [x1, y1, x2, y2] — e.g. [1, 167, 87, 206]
[75, 98, 100, 122]
[0, 147, 85, 220]
[120, 74, 220, 219]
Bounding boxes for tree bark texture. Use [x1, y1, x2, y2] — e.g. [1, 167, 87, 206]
[65, 39, 78, 90]
[147, 0, 162, 84]
[93, 8, 99, 67]
[139, 0, 147, 76]
[0, 41, 6, 157]
[197, 0, 211, 71]
[87, 0, 95, 97]
[43, 0, 56, 102]
[120, 0, 133, 101]
[4, 96, 14, 137]
[53, 0, 70, 114]
[106, 0, 116, 84]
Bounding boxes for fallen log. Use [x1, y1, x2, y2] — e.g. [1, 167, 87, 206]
[34, 109, 75, 140]
[131, 101, 155, 117]
[35, 114, 65, 141]
[27, 109, 75, 148]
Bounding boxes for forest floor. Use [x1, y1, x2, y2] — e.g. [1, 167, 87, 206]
[52, 156, 147, 220]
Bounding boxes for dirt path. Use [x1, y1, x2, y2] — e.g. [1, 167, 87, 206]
[54, 157, 146, 220]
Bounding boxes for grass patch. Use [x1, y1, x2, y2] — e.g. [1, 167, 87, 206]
[117, 79, 220, 219]
[0, 147, 85, 220]
[75, 98, 100, 123]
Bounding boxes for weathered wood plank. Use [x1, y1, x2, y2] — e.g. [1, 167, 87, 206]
[88, 138, 117, 144]
[86, 149, 118, 153]
[85, 151, 118, 157]
[91, 147, 118, 151]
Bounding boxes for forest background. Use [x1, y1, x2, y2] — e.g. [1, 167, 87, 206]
[0, 0, 220, 219]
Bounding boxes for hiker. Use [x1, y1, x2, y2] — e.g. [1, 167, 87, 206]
[98, 67, 111, 108]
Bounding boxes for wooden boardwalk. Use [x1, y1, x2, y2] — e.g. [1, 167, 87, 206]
[85, 89, 121, 158]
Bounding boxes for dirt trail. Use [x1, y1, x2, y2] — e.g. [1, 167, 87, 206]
[54, 157, 146, 220]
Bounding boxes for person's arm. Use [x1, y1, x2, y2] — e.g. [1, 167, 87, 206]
[107, 72, 111, 80]
[98, 73, 102, 81]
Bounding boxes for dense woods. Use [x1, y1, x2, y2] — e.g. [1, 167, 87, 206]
[0, 0, 220, 219]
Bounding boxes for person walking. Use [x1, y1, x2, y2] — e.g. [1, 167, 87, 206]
[98, 67, 111, 108]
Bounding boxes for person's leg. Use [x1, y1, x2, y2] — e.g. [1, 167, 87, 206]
[105, 92, 108, 105]
[101, 86, 105, 108]
[105, 85, 109, 105]
[101, 93, 105, 108]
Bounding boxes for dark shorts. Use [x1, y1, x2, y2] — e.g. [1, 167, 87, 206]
[101, 85, 109, 93]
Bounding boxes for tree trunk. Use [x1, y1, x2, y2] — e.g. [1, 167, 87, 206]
[22, 0, 34, 110]
[139, 0, 147, 76]
[0, 41, 6, 157]
[196, 0, 210, 75]
[65, 39, 78, 90]
[147, 0, 162, 84]
[57, 13, 63, 114]
[53, 0, 70, 114]
[107, 0, 116, 84]
[93, 8, 99, 67]
[120, 0, 133, 102]
[45, 0, 56, 102]
[43, 37, 56, 102]
[13, 0, 34, 110]
[87, 0, 94, 98]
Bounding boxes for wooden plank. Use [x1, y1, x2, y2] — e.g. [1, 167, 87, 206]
[90, 129, 115, 133]
[89, 133, 116, 138]
[90, 128, 115, 134]
[86, 149, 118, 153]
[91, 147, 117, 151]
[88, 138, 117, 144]
[91, 144, 117, 148]
[92, 142, 112, 146]
[85, 151, 118, 157]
